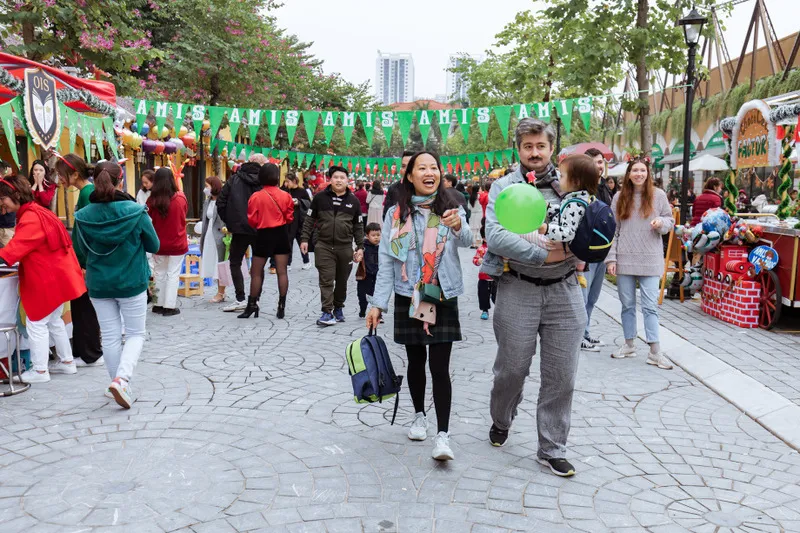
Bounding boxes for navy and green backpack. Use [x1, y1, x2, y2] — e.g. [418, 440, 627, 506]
[345, 330, 403, 424]
[559, 196, 616, 263]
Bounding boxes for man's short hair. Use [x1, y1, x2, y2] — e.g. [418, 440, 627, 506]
[365, 222, 382, 234]
[402, 150, 415, 158]
[584, 148, 604, 159]
[515, 118, 556, 148]
[444, 174, 458, 187]
[328, 165, 348, 178]
[248, 153, 268, 165]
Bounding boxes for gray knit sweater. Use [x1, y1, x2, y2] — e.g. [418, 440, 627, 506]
[605, 188, 674, 277]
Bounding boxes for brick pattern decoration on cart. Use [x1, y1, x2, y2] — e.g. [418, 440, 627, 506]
[701, 247, 761, 329]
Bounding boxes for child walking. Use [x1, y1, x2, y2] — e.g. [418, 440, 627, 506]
[356, 223, 381, 318]
[472, 224, 496, 320]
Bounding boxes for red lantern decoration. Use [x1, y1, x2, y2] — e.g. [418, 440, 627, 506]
[777, 125, 786, 140]
[484, 158, 490, 170]
[447, 162, 453, 174]
[464, 161, 471, 173]
[390, 164, 397, 175]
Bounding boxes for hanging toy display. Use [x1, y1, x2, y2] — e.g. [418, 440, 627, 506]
[675, 208, 731, 253]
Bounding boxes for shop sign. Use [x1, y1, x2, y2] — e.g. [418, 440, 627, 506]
[749, 245, 778, 275]
[731, 100, 780, 169]
[23, 68, 61, 150]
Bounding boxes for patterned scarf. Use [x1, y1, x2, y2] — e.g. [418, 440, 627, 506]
[388, 193, 450, 333]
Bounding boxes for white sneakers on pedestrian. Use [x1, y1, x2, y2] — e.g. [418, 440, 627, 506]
[20, 369, 50, 383]
[49, 360, 77, 375]
[407, 412, 428, 441]
[432, 432, 454, 461]
[611, 344, 637, 359]
[223, 300, 247, 312]
[75, 356, 105, 368]
[109, 377, 134, 409]
[302, 262, 313, 271]
[647, 351, 674, 370]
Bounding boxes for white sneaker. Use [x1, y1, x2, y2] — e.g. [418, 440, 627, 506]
[49, 360, 77, 375]
[109, 378, 133, 409]
[222, 300, 247, 312]
[407, 412, 428, 441]
[580, 339, 600, 352]
[611, 344, 637, 359]
[75, 356, 104, 368]
[302, 263, 313, 271]
[21, 369, 51, 383]
[647, 352, 674, 370]
[432, 432, 454, 461]
[287, 265, 293, 271]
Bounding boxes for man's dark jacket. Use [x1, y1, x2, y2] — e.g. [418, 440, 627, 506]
[216, 162, 261, 235]
[301, 186, 364, 249]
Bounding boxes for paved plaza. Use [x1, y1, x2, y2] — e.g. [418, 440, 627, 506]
[2, 248, 800, 532]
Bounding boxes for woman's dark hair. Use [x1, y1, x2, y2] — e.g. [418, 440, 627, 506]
[0, 174, 34, 205]
[54, 153, 92, 184]
[149, 167, 178, 218]
[396, 151, 456, 220]
[469, 184, 479, 206]
[205, 175, 223, 197]
[141, 169, 155, 189]
[371, 180, 383, 194]
[444, 174, 458, 188]
[559, 154, 598, 195]
[285, 172, 298, 183]
[93, 162, 124, 202]
[259, 163, 280, 187]
[483, 181, 492, 193]
[28, 159, 51, 185]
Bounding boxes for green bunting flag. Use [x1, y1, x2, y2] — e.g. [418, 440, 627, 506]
[267, 110, 283, 146]
[534, 102, 551, 123]
[476, 107, 491, 142]
[208, 107, 228, 142]
[0, 100, 18, 165]
[396, 111, 414, 147]
[493, 105, 512, 141]
[341, 112, 356, 147]
[302, 111, 320, 146]
[553, 99, 575, 134]
[134, 99, 150, 132]
[81, 115, 93, 160]
[191, 105, 206, 138]
[358, 112, 376, 147]
[513, 103, 530, 121]
[102, 118, 119, 158]
[226, 107, 242, 140]
[285, 110, 300, 145]
[288, 151, 297, 166]
[437, 109, 451, 146]
[502, 149, 513, 165]
[379, 111, 394, 147]
[416, 110, 433, 146]
[169, 102, 188, 134]
[321, 111, 339, 146]
[67, 108, 79, 153]
[92, 118, 105, 160]
[458, 108, 473, 142]
[576, 97, 592, 132]
[246, 109, 262, 143]
[152, 101, 169, 134]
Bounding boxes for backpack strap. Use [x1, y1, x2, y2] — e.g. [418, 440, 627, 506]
[558, 196, 589, 215]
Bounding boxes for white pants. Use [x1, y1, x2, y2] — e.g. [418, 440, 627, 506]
[152, 254, 183, 309]
[27, 305, 72, 372]
[91, 292, 146, 383]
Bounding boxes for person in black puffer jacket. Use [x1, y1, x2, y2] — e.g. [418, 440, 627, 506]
[216, 154, 266, 311]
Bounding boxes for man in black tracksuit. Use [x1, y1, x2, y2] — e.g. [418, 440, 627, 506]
[216, 155, 265, 311]
[300, 166, 364, 326]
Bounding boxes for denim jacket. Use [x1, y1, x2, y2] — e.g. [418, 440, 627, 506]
[370, 205, 473, 311]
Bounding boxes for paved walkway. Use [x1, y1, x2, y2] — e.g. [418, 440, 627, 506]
[2, 248, 800, 532]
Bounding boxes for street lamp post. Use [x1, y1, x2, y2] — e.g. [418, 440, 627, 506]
[677, 7, 708, 225]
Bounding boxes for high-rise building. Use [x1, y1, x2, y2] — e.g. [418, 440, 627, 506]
[375, 51, 415, 105]
[446, 54, 485, 103]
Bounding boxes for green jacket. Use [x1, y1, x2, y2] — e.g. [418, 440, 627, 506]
[301, 186, 364, 249]
[73, 194, 160, 299]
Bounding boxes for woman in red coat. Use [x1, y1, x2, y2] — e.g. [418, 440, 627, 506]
[0, 174, 86, 383]
[239, 163, 295, 320]
[690, 177, 723, 226]
[147, 168, 188, 317]
[28, 159, 57, 211]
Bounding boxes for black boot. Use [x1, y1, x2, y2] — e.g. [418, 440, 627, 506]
[277, 295, 286, 319]
[237, 296, 259, 319]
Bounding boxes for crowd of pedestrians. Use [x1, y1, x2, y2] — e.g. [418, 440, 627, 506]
[0, 122, 682, 473]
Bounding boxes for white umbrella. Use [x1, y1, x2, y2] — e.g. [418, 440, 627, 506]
[607, 164, 628, 177]
[670, 153, 729, 174]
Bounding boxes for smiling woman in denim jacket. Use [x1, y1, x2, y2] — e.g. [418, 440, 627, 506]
[367, 151, 473, 462]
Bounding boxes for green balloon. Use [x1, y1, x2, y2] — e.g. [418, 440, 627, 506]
[495, 183, 548, 234]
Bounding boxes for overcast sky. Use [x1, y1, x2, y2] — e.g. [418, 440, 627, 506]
[274, 0, 798, 100]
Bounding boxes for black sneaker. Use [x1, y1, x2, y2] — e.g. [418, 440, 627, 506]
[489, 424, 509, 447]
[152, 306, 164, 314]
[161, 308, 181, 316]
[359, 311, 366, 318]
[538, 457, 576, 477]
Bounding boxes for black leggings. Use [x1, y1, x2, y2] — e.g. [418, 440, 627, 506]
[405, 343, 453, 433]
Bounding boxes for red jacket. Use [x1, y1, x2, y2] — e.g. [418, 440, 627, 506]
[32, 180, 57, 209]
[479, 191, 489, 217]
[0, 202, 86, 321]
[148, 192, 188, 255]
[473, 242, 492, 281]
[247, 186, 295, 229]
[354, 187, 368, 214]
[691, 190, 722, 226]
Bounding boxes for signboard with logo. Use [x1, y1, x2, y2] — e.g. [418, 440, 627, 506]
[23, 68, 61, 150]
[749, 245, 778, 275]
[731, 100, 779, 169]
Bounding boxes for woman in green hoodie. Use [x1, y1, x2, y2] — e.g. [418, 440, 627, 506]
[72, 162, 160, 409]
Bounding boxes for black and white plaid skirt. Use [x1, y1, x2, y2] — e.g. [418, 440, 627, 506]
[393, 294, 462, 346]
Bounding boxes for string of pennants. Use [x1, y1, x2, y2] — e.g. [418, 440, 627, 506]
[211, 138, 519, 177]
[134, 97, 594, 149]
[0, 96, 119, 165]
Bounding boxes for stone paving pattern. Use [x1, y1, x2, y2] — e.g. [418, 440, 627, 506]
[2, 247, 800, 532]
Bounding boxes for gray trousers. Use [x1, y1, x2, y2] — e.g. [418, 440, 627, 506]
[490, 273, 586, 459]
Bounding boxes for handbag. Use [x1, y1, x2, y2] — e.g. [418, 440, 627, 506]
[420, 281, 457, 307]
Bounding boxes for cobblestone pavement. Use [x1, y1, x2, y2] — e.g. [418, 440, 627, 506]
[3, 248, 800, 532]
[633, 286, 800, 406]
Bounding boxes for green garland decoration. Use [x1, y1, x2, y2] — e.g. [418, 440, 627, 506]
[723, 137, 738, 215]
[0, 66, 115, 117]
[776, 125, 796, 220]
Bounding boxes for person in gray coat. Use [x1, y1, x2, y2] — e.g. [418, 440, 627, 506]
[200, 176, 227, 303]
